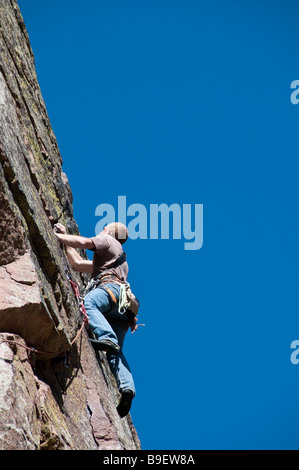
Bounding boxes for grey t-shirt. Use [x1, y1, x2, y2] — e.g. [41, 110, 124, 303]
[90, 233, 128, 281]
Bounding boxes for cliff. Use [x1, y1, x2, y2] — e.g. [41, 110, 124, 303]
[0, 0, 140, 450]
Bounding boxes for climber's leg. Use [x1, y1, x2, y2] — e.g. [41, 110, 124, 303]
[85, 286, 135, 416]
[84, 286, 119, 347]
[107, 350, 136, 396]
[107, 320, 135, 392]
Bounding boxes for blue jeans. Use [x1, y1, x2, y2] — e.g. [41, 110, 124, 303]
[84, 283, 135, 396]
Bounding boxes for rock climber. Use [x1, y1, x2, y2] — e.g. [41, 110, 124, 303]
[53, 221, 136, 418]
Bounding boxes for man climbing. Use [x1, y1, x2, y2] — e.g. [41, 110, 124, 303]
[53, 222, 136, 418]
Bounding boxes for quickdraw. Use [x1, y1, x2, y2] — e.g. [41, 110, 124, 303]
[68, 278, 89, 327]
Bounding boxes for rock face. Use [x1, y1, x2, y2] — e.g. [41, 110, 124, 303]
[0, 0, 140, 450]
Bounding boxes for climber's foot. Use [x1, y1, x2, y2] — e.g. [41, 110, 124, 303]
[90, 338, 120, 354]
[117, 389, 134, 418]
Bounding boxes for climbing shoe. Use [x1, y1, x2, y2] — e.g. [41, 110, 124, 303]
[90, 338, 120, 354]
[117, 389, 134, 418]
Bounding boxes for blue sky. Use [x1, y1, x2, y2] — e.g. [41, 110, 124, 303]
[18, 0, 299, 450]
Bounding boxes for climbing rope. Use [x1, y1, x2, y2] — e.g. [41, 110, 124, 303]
[68, 278, 89, 327]
[0, 276, 89, 368]
[118, 283, 127, 314]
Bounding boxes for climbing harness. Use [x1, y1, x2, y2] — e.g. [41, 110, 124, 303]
[83, 251, 127, 297]
[83, 251, 139, 316]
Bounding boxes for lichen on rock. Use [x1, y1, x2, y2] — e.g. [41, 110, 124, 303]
[0, 0, 140, 450]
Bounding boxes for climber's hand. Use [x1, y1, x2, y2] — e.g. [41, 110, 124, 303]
[54, 223, 67, 235]
[128, 316, 138, 334]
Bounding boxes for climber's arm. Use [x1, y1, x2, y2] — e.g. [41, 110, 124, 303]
[64, 245, 93, 274]
[54, 232, 95, 250]
[53, 223, 94, 274]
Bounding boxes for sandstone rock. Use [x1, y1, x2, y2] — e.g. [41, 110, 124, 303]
[0, 0, 140, 450]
